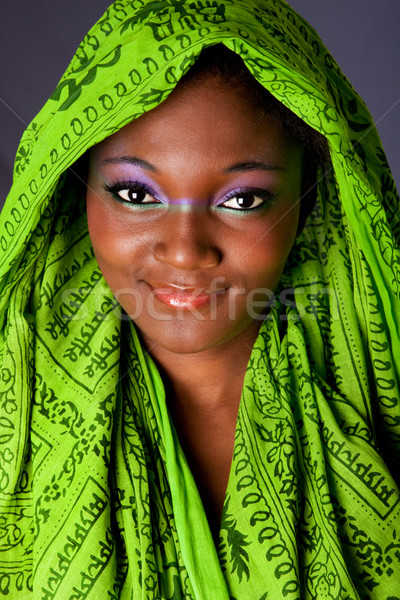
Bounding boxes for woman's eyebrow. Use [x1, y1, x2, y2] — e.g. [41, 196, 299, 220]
[101, 156, 157, 171]
[100, 157, 285, 173]
[224, 161, 286, 173]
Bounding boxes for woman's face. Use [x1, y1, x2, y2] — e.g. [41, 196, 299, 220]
[86, 75, 302, 355]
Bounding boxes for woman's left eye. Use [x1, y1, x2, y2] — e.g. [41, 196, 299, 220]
[219, 191, 273, 211]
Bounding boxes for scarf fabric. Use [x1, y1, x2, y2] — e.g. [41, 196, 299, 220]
[1, 1, 400, 598]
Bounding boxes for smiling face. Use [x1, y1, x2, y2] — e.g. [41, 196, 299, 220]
[86, 74, 302, 355]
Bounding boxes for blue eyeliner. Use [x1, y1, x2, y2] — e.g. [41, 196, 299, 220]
[104, 180, 277, 213]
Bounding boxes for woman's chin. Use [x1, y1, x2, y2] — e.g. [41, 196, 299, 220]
[133, 315, 261, 357]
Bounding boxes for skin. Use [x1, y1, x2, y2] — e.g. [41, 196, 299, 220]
[86, 74, 303, 538]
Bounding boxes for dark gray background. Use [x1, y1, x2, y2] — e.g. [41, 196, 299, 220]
[1, 1, 399, 208]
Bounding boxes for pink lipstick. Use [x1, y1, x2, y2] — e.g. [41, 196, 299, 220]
[148, 283, 227, 310]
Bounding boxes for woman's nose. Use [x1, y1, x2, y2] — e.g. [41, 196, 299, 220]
[152, 208, 221, 270]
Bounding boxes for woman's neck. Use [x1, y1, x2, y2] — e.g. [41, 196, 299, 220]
[142, 320, 261, 409]
[141, 321, 262, 539]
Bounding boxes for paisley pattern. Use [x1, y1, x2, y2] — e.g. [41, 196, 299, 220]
[1, 0, 400, 598]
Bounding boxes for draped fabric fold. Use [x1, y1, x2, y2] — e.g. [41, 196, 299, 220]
[0, 0, 399, 597]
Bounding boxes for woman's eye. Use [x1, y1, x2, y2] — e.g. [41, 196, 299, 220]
[116, 187, 159, 204]
[220, 192, 270, 210]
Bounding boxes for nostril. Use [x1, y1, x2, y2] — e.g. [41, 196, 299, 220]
[199, 248, 222, 269]
[153, 239, 221, 269]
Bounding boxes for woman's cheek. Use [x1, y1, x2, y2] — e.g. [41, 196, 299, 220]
[87, 196, 128, 266]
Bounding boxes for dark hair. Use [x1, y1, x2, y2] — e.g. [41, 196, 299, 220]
[182, 44, 330, 230]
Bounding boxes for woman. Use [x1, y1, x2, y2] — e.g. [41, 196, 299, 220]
[1, 0, 399, 598]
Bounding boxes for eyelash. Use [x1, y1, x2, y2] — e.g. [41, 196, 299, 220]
[219, 188, 276, 212]
[104, 181, 276, 212]
[104, 181, 159, 205]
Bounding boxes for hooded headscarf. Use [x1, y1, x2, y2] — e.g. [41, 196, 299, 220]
[1, 1, 399, 598]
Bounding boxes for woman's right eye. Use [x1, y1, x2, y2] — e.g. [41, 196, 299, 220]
[104, 183, 160, 205]
[117, 187, 158, 204]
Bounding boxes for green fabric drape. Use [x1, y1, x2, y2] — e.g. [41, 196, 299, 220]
[1, 0, 400, 598]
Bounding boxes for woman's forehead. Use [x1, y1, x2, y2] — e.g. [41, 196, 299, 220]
[91, 74, 298, 166]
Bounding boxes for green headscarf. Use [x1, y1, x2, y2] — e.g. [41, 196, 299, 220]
[1, 0, 399, 598]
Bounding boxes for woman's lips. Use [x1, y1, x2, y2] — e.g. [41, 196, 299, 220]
[147, 282, 228, 310]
